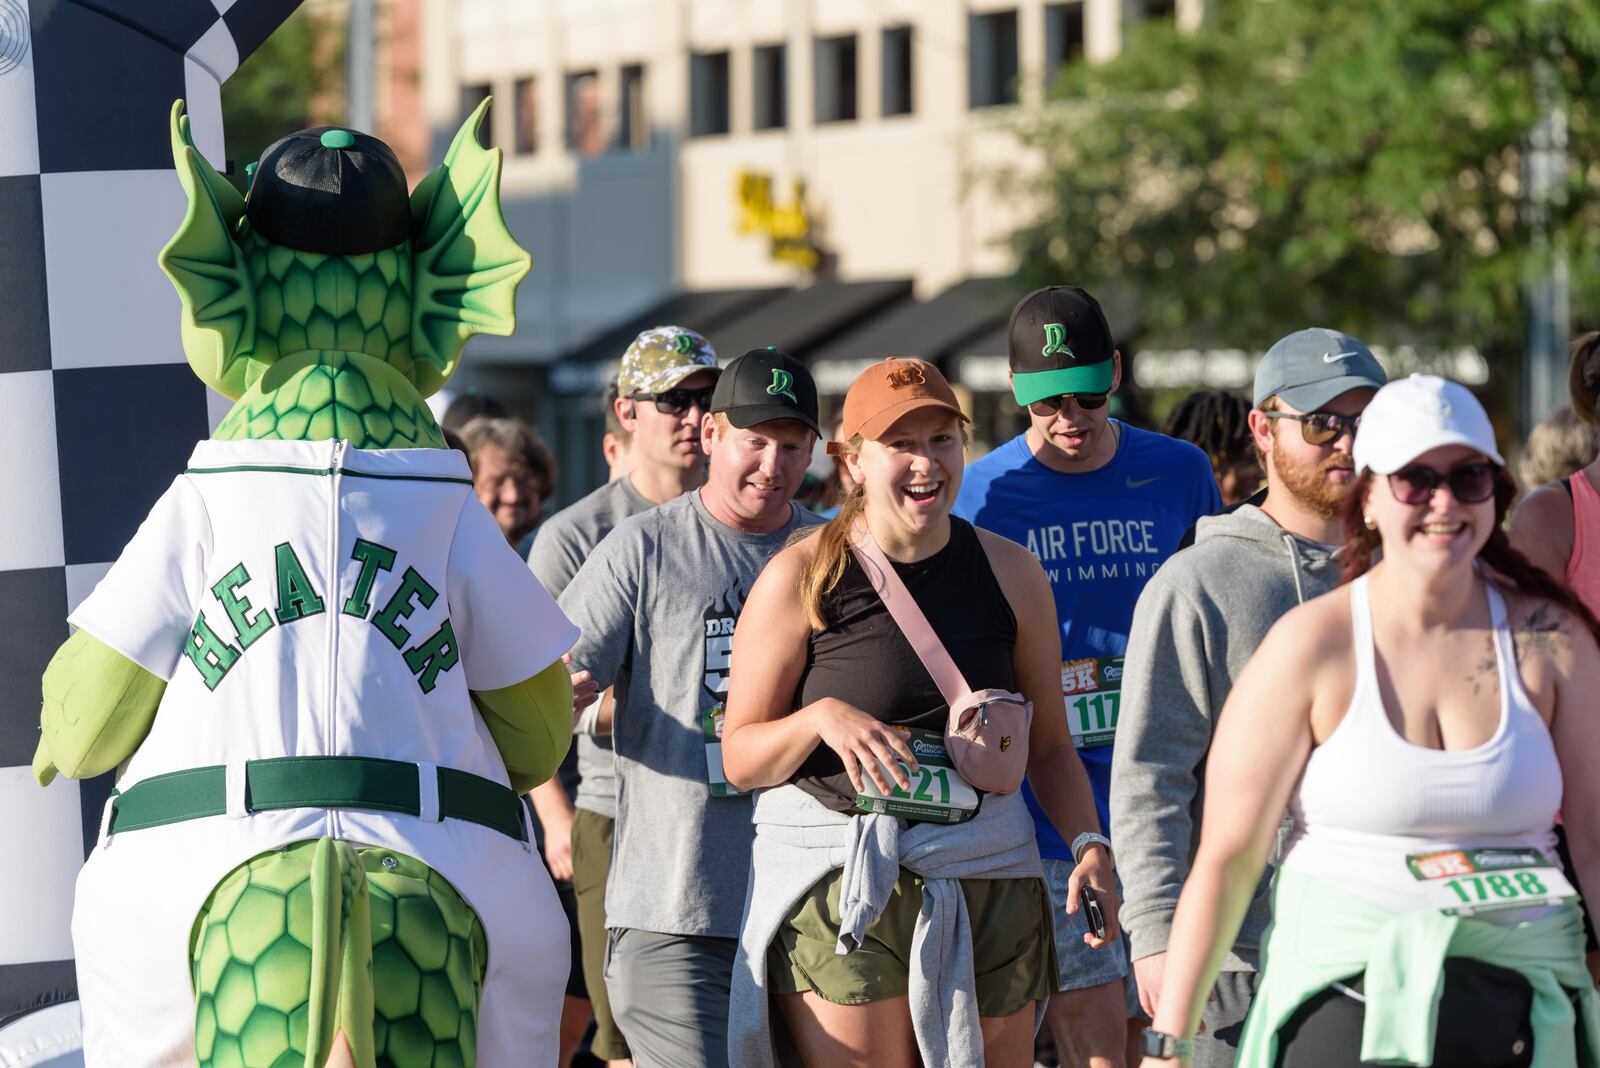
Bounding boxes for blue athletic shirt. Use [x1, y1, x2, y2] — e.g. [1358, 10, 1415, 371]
[954, 422, 1221, 861]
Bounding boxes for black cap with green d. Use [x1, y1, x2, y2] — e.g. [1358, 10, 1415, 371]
[1006, 286, 1115, 406]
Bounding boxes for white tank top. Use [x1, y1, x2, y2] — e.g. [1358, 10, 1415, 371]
[1281, 573, 1564, 922]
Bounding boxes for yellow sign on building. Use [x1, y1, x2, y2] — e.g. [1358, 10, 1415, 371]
[736, 172, 821, 271]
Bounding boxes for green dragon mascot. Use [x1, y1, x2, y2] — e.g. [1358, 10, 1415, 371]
[32, 100, 580, 1068]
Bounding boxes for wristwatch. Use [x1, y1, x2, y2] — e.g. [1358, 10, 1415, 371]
[1140, 1029, 1196, 1058]
[1071, 831, 1113, 865]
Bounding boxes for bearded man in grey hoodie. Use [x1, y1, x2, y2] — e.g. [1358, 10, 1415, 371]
[1110, 329, 1386, 1066]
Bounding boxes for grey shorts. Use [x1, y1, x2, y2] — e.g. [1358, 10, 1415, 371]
[1041, 857, 1139, 1015]
[605, 927, 738, 1068]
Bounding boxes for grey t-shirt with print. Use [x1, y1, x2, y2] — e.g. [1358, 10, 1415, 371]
[559, 490, 821, 939]
[529, 475, 654, 819]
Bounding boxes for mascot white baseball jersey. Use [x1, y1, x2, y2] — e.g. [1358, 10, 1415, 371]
[68, 438, 578, 1064]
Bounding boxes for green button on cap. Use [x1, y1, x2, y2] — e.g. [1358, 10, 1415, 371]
[320, 129, 356, 149]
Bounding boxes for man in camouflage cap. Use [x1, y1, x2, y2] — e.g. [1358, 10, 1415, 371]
[527, 325, 718, 1064]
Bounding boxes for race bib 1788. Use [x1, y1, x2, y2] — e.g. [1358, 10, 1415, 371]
[1062, 656, 1123, 749]
[854, 729, 980, 824]
[1406, 847, 1579, 916]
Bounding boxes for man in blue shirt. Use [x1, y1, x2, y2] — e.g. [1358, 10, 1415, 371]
[955, 286, 1221, 1066]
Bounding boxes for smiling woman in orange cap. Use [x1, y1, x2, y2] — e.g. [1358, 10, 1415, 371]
[721, 357, 1116, 1068]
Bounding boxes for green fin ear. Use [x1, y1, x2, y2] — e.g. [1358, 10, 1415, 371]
[408, 98, 532, 398]
[157, 100, 258, 400]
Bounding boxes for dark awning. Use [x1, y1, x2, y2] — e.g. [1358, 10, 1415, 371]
[702, 278, 914, 363]
[549, 286, 787, 394]
[807, 277, 1018, 365]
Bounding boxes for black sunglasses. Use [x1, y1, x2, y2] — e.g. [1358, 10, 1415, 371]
[1265, 410, 1361, 446]
[631, 387, 715, 416]
[1028, 392, 1110, 415]
[1387, 461, 1497, 506]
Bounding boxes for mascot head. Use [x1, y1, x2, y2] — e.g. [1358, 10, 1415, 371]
[158, 99, 530, 447]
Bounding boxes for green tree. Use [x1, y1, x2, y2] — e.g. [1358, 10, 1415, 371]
[1004, 0, 1600, 357]
[221, 5, 345, 193]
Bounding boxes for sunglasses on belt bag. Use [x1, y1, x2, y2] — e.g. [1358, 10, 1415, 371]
[848, 522, 1033, 825]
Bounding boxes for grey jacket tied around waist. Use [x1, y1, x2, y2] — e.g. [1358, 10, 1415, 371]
[730, 785, 1046, 1068]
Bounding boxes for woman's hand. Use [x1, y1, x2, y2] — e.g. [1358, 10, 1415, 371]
[1064, 843, 1122, 948]
[807, 698, 920, 795]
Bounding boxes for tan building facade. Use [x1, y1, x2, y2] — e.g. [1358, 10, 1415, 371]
[420, 0, 1198, 367]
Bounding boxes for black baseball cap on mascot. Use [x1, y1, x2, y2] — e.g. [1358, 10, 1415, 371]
[245, 127, 411, 256]
[711, 347, 822, 435]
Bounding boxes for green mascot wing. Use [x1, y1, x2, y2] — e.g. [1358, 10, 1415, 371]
[34, 630, 166, 786]
[158, 100, 259, 401]
[408, 99, 531, 399]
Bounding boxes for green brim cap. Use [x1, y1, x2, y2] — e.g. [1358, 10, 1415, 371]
[1007, 285, 1116, 406]
[1012, 362, 1115, 406]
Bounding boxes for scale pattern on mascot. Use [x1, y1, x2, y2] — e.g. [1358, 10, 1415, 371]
[34, 100, 579, 1068]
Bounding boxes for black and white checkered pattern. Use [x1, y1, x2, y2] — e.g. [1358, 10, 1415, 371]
[0, 0, 301, 1025]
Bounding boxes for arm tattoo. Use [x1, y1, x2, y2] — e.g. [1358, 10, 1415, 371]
[1514, 603, 1568, 666]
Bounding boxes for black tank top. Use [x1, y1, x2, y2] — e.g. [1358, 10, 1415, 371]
[790, 517, 1017, 784]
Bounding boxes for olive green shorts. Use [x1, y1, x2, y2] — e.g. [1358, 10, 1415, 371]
[767, 867, 1055, 1018]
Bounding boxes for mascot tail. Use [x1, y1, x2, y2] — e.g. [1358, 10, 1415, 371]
[191, 837, 488, 1068]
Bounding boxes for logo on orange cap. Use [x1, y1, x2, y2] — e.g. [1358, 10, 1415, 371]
[887, 364, 927, 390]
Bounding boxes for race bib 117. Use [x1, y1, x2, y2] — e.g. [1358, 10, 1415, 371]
[1062, 656, 1123, 749]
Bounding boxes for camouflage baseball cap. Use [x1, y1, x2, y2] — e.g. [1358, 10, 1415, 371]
[616, 326, 719, 396]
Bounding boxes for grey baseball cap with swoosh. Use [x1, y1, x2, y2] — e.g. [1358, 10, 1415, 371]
[1252, 328, 1387, 411]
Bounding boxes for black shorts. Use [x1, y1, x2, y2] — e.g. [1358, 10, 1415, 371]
[1275, 958, 1540, 1068]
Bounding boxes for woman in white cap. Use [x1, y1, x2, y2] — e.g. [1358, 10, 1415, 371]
[1139, 375, 1600, 1068]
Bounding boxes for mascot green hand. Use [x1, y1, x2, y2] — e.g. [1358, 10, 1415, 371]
[36, 100, 580, 1068]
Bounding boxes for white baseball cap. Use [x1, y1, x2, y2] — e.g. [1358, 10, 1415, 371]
[1352, 374, 1505, 475]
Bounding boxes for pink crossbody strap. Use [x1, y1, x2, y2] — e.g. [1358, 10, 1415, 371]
[849, 521, 970, 707]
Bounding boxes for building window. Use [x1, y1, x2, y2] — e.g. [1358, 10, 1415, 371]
[690, 50, 731, 137]
[1045, 3, 1085, 82]
[566, 70, 607, 157]
[753, 43, 787, 130]
[618, 63, 649, 151]
[460, 82, 492, 143]
[881, 26, 914, 116]
[814, 34, 858, 124]
[969, 10, 1019, 109]
[513, 77, 538, 155]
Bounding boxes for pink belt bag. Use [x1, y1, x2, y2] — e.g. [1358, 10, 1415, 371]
[851, 524, 1033, 795]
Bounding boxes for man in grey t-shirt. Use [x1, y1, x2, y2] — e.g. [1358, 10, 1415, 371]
[528, 326, 718, 1065]
[560, 348, 823, 1068]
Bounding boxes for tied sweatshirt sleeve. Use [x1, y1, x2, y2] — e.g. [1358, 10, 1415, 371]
[1110, 572, 1217, 961]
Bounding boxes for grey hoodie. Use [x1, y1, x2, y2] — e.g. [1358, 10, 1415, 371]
[1110, 503, 1343, 969]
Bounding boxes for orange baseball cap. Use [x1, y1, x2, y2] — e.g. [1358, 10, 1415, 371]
[831, 357, 969, 452]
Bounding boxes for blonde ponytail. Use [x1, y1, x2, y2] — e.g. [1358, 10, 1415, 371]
[798, 482, 866, 631]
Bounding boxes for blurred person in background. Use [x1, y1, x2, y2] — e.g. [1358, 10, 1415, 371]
[603, 382, 635, 482]
[1164, 390, 1262, 507]
[1512, 332, 1600, 617]
[528, 327, 720, 1068]
[443, 388, 509, 433]
[1518, 407, 1596, 491]
[461, 415, 558, 555]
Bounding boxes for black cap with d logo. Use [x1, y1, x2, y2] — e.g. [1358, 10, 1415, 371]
[710, 346, 821, 435]
[1006, 286, 1116, 406]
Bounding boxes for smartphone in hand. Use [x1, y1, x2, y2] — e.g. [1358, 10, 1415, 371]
[1079, 885, 1106, 940]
